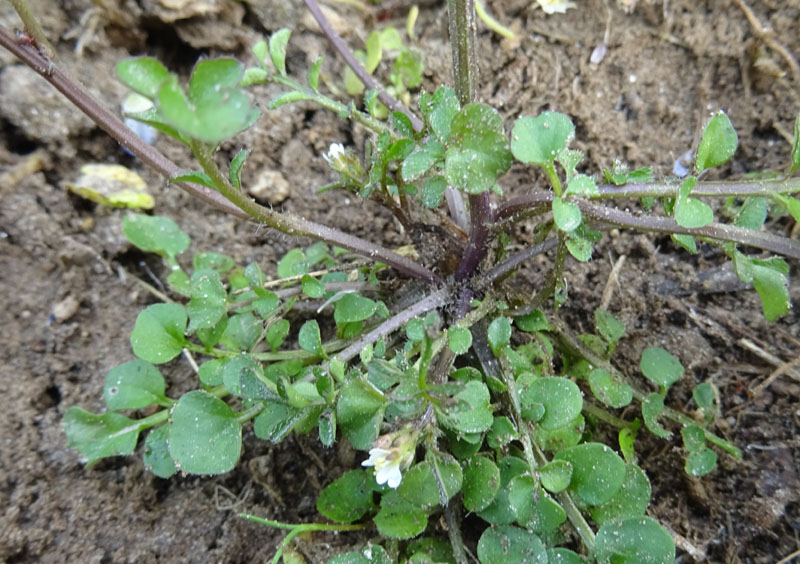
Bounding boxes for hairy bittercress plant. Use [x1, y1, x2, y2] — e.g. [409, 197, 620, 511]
[3, 1, 800, 563]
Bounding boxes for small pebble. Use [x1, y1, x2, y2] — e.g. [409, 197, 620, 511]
[52, 296, 80, 323]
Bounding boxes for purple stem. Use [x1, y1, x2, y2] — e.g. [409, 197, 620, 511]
[334, 287, 449, 362]
[303, 0, 424, 132]
[494, 190, 800, 260]
[454, 192, 492, 281]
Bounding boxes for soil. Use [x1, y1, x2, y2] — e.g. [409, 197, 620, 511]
[1, 0, 798, 562]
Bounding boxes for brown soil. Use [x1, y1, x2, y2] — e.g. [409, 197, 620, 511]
[1, 0, 798, 562]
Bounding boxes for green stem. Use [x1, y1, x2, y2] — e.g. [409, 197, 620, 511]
[545, 163, 564, 197]
[235, 402, 265, 425]
[272, 74, 390, 135]
[550, 317, 743, 458]
[7, 0, 56, 58]
[239, 514, 367, 564]
[491, 347, 597, 553]
[187, 139, 441, 284]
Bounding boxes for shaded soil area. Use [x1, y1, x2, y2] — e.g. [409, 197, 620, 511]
[1, 0, 798, 562]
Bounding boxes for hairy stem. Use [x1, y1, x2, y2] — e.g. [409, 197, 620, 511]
[496, 177, 800, 222]
[447, 0, 477, 106]
[333, 288, 449, 363]
[494, 189, 800, 260]
[303, 0, 423, 131]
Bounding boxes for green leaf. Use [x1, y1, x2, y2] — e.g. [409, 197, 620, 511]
[671, 233, 697, 254]
[337, 379, 386, 450]
[445, 104, 512, 194]
[591, 464, 652, 525]
[477, 456, 527, 525]
[594, 309, 625, 344]
[221, 354, 271, 399]
[564, 174, 598, 197]
[546, 549, 584, 564]
[538, 460, 572, 493]
[487, 416, 518, 449]
[732, 251, 791, 321]
[406, 317, 425, 342]
[130, 303, 187, 364]
[168, 390, 241, 474]
[552, 197, 582, 232]
[696, 111, 738, 172]
[229, 148, 250, 190]
[674, 177, 713, 228]
[104, 360, 168, 410]
[298, 320, 323, 355]
[301, 274, 325, 298]
[595, 517, 675, 564]
[640, 347, 684, 391]
[589, 368, 633, 408]
[171, 170, 216, 189]
[487, 317, 512, 354]
[334, 294, 378, 324]
[240, 66, 267, 87]
[734, 197, 767, 230]
[423, 86, 460, 144]
[398, 462, 441, 510]
[157, 59, 259, 143]
[252, 40, 268, 67]
[254, 400, 303, 442]
[143, 425, 177, 478]
[187, 270, 227, 332]
[307, 55, 323, 92]
[319, 410, 336, 446]
[198, 358, 225, 387]
[317, 469, 375, 523]
[521, 377, 583, 430]
[221, 312, 262, 351]
[477, 525, 547, 564]
[685, 447, 717, 476]
[117, 57, 170, 99]
[442, 381, 493, 434]
[507, 477, 566, 533]
[123, 213, 190, 258]
[277, 248, 307, 278]
[680, 424, 706, 452]
[266, 318, 290, 351]
[515, 310, 550, 332]
[532, 413, 585, 452]
[402, 139, 445, 182]
[268, 29, 291, 75]
[641, 393, 671, 438]
[462, 456, 501, 512]
[554, 442, 626, 506]
[445, 326, 472, 357]
[375, 490, 428, 540]
[64, 407, 140, 466]
[693, 381, 718, 417]
[194, 252, 234, 273]
[510, 111, 575, 166]
[429, 451, 463, 505]
[421, 175, 447, 208]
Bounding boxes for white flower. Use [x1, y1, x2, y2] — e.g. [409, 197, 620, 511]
[362, 447, 403, 489]
[323, 143, 346, 167]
